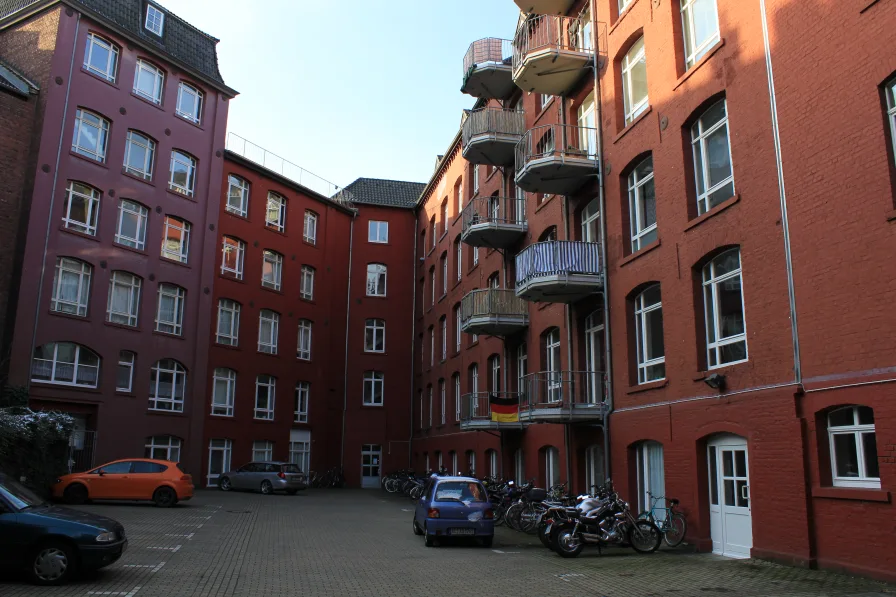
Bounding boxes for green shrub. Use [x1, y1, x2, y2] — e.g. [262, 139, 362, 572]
[0, 406, 73, 496]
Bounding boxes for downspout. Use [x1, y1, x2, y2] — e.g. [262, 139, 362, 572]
[560, 98, 574, 489]
[28, 14, 81, 378]
[339, 210, 356, 470]
[409, 208, 418, 468]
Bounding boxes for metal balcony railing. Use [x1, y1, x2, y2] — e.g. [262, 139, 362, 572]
[515, 123, 598, 172]
[462, 196, 526, 233]
[463, 38, 513, 79]
[461, 289, 528, 325]
[512, 14, 596, 68]
[461, 392, 521, 423]
[462, 108, 525, 147]
[515, 241, 601, 287]
[520, 370, 607, 412]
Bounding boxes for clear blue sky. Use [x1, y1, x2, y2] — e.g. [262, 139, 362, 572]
[160, 0, 521, 188]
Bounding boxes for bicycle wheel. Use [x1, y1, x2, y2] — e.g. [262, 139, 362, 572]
[663, 512, 687, 547]
[504, 503, 524, 531]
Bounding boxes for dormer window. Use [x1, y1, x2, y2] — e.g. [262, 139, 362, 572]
[145, 4, 165, 36]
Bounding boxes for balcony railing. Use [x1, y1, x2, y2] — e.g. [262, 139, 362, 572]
[514, 124, 599, 195]
[460, 392, 525, 429]
[516, 241, 601, 286]
[462, 108, 525, 161]
[462, 38, 515, 100]
[520, 371, 607, 419]
[461, 289, 528, 331]
[461, 196, 527, 249]
[463, 38, 513, 78]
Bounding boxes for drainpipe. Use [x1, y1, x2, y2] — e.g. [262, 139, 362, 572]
[408, 210, 418, 468]
[559, 96, 574, 489]
[339, 210, 356, 470]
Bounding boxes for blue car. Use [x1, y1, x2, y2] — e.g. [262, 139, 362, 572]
[412, 476, 494, 547]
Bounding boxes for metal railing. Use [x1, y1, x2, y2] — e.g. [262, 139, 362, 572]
[512, 15, 594, 68]
[463, 38, 513, 78]
[515, 240, 601, 286]
[226, 133, 354, 206]
[461, 289, 528, 325]
[520, 370, 607, 412]
[462, 196, 526, 233]
[461, 392, 521, 422]
[515, 123, 598, 174]
[462, 108, 525, 147]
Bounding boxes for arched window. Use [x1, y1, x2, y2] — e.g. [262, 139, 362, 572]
[261, 249, 283, 290]
[211, 367, 236, 416]
[367, 263, 387, 296]
[454, 236, 463, 281]
[176, 82, 203, 123]
[161, 215, 191, 263]
[115, 199, 148, 250]
[828, 406, 879, 489]
[544, 446, 560, 487]
[169, 150, 197, 197]
[627, 155, 656, 251]
[466, 449, 476, 476]
[133, 59, 164, 103]
[634, 284, 665, 384]
[155, 283, 185, 336]
[72, 110, 109, 163]
[701, 248, 747, 368]
[258, 310, 280, 354]
[488, 354, 501, 393]
[83, 32, 119, 82]
[514, 449, 525, 483]
[51, 257, 92, 317]
[31, 342, 100, 388]
[581, 199, 600, 242]
[486, 449, 498, 477]
[123, 130, 156, 180]
[145, 435, 181, 462]
[221, 236, 246, 279]
[149, 359, 186, 412]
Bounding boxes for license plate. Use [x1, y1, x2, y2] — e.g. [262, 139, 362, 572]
[448, 528, 475, 536]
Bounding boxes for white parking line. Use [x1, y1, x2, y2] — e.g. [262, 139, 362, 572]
[556, 573, 584, 582]
[492, 549, 520, 554]
[87, 587, 140, 596]
[146, 545, 181, 553]
[164, 533, 194, 540]
[121, 563, 165, 573]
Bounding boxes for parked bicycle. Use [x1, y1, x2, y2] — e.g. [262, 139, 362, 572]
[638, 491, 687, 547]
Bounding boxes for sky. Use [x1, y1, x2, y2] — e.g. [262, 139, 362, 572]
[159, 0, 522, 190]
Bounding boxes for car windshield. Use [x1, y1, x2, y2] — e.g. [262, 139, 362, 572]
[0, 476, 46, 511]
[435, 481, 486, 502]
[281, 464, 301, 473]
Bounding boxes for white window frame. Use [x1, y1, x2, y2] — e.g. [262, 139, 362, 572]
[226, 175, 250, 217]
[456, 241, 462, 281]
[428, 386, 433, 428]
[619, 0, 633, 11]
[454, 306, 461, 353]
[440, 317, 447, 361]
[207, 439, 232, 487]
[51, 257, 91, 317]
[175, 82, 202, 123]
[368, 220, 388, 243]
[300, 266, 315, 300]
[540, 94, 552, 110]
[297, 319, 312, 360]
[149, 359, 186, 412]
[216, 299, 240, 346]
[31, 342, 100, 388]
[429, 327, 434, 367]
[83, 33, 118, 82]
[62, 182, 100, 236]
[123, 130, 155, 180]
[628, 156, 657, 252]
[581, 198, 601, 243]
[144, 4, 165, 36]
[472, 164, 479, 196]
[471, 364, 479, 397]
[442, 256, 448, 295]
[303, 210, 317, 243]
[363, 371, 384, 406]
[266, 192, 287, 232]
[517, 343, 528, 393]
[220, 236, 245, 279]
[635, 284, 665, 384]
[155, 283, 185, 336]
[258, 310, 280, 355]
[115, 199, 148, 250]
[364, 318, 385, 353]
[545, 446, 559, 487]
[107, 271, 141, 327]
[289, 439, 310, 473]
[366, 263, 387, 297]
[490, 355, 501, 393]
[887, 79, 896, 168]
[145, 436, 180, 462]
[72, 109, 109, 162]
[116, 350, 135, 392]
[169, 150, 196, 197]
[430, 269, 435, 306]
[828, 406, 880, 489]
[441, 202, 449, 235]
[133, 59, 164, 104]
[621, 37, 648, 125]
[295, 382, 310, 422]
[261, 250, 283, 291]
[439, 379, 446, 425]
[254, 375, 276, 420]
[211, 368, 236, 417]
[546, 329, 561, 403]
[454, 374, 461, 422]
[691, 99, 735, 215]
[702, 248, 748, 369]
[161, 216, 190, 263]
[252, 440, 273, 462]
[472, 246, 479, 267]
[681, 0, 720, 69]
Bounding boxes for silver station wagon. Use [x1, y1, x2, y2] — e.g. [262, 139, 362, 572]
[218, 461, 307, 495]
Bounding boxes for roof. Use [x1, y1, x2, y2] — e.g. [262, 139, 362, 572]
[0, 0, 235, 95]
[342, 177, 426, 209]
[0, 56, 37, 96]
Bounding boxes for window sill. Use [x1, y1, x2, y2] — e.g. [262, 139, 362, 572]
[174, 112, 204, 131]
[47, 310, 89, 323]
[440, 231, 448, 243]
[299, 297, 315, 304]
[223, 209, 250, 222]
[365, 294, 388, 300]
[361, 404, 384, 408]
[113, 241, 148, 256]
[485, 168, 501, 184]
[608, 0, 642, 34]
[256, 350, 279, 357]
[618, 239, 661, 267]
[811, 486, 890, 503]
[438, 293, 448, 303]
[252, 418, 277, 424]
[153, 330, 185, 341]
[261, 285, 283, 295]
[146, 409, 186, 417]
[115, 391, 136, 397]
[301, 237, 317, 247]
[80, 67, 119, 89]
[69, 150, 109, 169]
[30, 381, 101, 393]
[613, 106, 652, 144]
[673, 38, 726, 91]
[534, 194, 558, 215]
[860, 0, 884, 13]
[104, 321, 140, 333]
[213, 342, 241, 351]
[219, 273, 246, 284]
[167, 187, 197, 202]
[121, 169, 155, 187]
[130, 91, 165, 111]
[684, 194, 740, 232]
[210, 413, 234, 418]
[452, 279, 462, 291]
[626, 379, 667, 394]
[693, 358, 750, 381]
[363, 351, 387, 356]
[59, 225, 100, 242]
[159, 256, 190, 269]
[468, 262, 480, 275]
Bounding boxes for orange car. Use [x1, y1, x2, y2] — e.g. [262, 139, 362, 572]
[52, 459, 193, 508]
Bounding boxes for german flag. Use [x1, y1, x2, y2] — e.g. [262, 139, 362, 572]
[490, 394, 519, 423]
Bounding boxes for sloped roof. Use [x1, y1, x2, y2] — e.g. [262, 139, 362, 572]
[342, 178, 426, 209]
[0, 0, 235, 94]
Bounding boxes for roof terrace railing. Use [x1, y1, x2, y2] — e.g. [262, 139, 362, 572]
[463, 38, 514, 79]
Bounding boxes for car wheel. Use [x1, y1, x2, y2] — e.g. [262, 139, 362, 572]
[63, 483, 88, 505]
[153, 486, 177, 508]
[412, 517, 423, 536]
[28, 541, 76, 586]
[479, 536, 494, 548]
[260, 480, 274, 495]
[219, 477, 232, 492]
[424, 523, 435, 547]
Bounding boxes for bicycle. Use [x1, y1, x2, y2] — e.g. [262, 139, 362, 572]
[638, 492, 687, 547]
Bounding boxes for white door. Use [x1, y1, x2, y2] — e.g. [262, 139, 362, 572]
[708, 435, 752, 558]
[584, 311, 605, 404]
[361, 444, 381, 489]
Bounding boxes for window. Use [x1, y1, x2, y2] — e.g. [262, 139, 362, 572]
[144, 4, 165, 35]
[691, 99, 734, 214]
[487, 449, 498, 477]
[252, 440, 273, 462]
[368, 220, 388, 243]
[161, 215, 190, 263]
[226, 175, 250, 217]
[628, 156, 657, 251]
[428, 386, 433, 428]
[258, 310, 279, 354]
[517, 343, 528, 393]
[365, 319, 385, 353]
[62, 181, 100, 235]
[133, 60, 164, 104]
[545, 446, 559, 487]
[115, 199, 148, 250]
[440, 317, 447, 360]
[681, 0, 720, 68]
[51, 257, 91, 317]
[441, 201, 449, 235]
[514, 449, 525, 483]
[83, 33, 118, 82]
[289, 437, 310, 472]
[169, 150, 196, 197]
[581, 199, 600, 243]
[467, 450, 476, 476]
[261, 250, 283, 291]
[207, 439, 232, 487]
[363, 371, 384, 406]
[634, 441, 666, 513]
[634, 285, 665, 384]
[216, 299, 240, 346]
[430, 268, 435, 306]
[366, 263, 387, 297]
[455, 178, 464, 212]
[489, 355, 501, 393]
[472, 246, 479, 267]
[453, 373, 461, 422]
[31, 342, 99, 387]
[300, 266, 315, 300]
[221, 236, 245, 279]
[149, 359, 186, 412]
[176, 83, 202, 123]
[619, 0, 633, 11]
[472, 165, 479, 195]
[263, 192, 286, 232]
[72, 109, 109, 162]
[116, 351, 135, 392]
[107, 271, 141, 326]
[451, 451, 458, 476]
[887, 79, 896, 166]
[827, 406, 879, 489]
[540, 94, 552, 110]
[429, 326, 434, 367]
[303, 210, 317, 242]
[145, 436, 180, 462]
[622, 37, 648, 125]
[454, 305, 461, 353]
[297, 319, 312, 360]
[155, 283, 185, 335]
[255, 375, 276, 420]
[441, 254, 448, 295]
[295, 382, 310, 422]
[123, 131, 155, 180]
[211, 368, 236, 416]
[439, 379, 446, 425]
[471, 364, 479, 396]
[546, 328, 561, 402]
[455, 239, 462, 281]
[488, 272, 500, 289]
[702, 248, 747, 368]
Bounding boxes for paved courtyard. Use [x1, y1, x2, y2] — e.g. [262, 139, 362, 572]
[1, 489, 893, 597]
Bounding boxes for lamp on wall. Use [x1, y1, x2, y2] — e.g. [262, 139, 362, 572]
[704, 373, 726, 393]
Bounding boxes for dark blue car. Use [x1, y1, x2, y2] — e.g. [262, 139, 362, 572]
[0, 473, 127, 585]
[412, 476, 494, 547]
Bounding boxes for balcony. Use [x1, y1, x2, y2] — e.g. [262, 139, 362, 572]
[460, 392, 527, 431]
[461, 289, 529, 337]
[515, 241, 602, 303]
[520, 371, 608, 423]
[515, 124, 599, 195]
[462, 38, 516, 100]
[512, 15, 595, 96]
[512, 0, 576, 15]
[461, 196, 527, 249]
[462, 108, 525, 167]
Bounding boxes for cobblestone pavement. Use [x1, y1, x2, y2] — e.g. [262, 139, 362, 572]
[2, 489, 894, 597]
